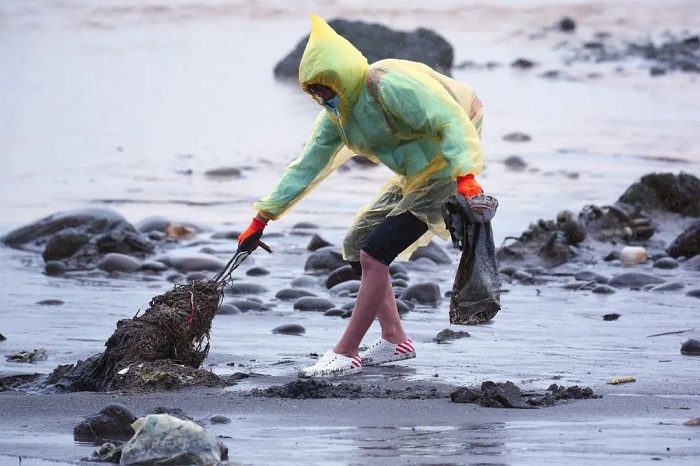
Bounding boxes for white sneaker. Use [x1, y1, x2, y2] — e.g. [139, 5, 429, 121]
[298, 350, 362, 378]
[360, 337, 416, 366]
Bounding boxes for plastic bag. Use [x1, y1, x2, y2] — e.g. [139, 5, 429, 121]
[442, 194, 501, 324]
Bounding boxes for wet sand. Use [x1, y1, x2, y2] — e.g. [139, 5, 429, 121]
[1, 380, 699, 465]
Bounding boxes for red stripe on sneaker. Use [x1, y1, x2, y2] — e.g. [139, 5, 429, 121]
[396, 341, 414, 354]
[351, 355, 362, 368]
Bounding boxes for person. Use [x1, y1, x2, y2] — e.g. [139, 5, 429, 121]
[237, 14, 486, 378]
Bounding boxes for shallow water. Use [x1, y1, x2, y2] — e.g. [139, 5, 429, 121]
[1, 0, 700, 464]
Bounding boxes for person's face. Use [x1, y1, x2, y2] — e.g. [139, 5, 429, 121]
[308, 84, 336, 101]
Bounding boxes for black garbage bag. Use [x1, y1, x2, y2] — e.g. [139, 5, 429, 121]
[442, 194, 501, 324]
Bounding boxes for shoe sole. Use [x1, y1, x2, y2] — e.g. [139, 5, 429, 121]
[362, 351, 416, 367]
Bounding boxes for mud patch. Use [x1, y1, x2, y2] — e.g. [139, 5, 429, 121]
[450, 381, 600, 408]
[249, 379, 454, 400]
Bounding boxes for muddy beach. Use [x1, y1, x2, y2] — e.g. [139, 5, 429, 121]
[2, 0, 700, 465]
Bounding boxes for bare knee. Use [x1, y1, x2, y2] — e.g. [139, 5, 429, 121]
[360, 250, 389, 273]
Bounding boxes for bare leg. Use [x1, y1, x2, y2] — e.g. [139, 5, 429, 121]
[334, 251, 407, 357]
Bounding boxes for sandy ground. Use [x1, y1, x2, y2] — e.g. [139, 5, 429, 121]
[1, 378, 699, 465]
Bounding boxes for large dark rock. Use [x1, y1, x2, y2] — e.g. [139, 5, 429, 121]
[667, 220, 700, 258]
[73, 403, 137, 442]
[618, 172, 700, 217]
[1, 208, 154, 270]
[274, 18, 454, 79]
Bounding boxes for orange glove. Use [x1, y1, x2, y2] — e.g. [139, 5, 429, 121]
[237, 215, 268, 252]
[456, 174, 483, 198]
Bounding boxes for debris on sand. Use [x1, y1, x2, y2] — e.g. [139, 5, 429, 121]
[450, 381, 600, 408]
[47, 280, 226, 392]
[608, 376, 636, 385]
[250, 379, 452, 400]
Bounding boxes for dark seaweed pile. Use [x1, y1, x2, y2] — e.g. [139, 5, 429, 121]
[47, 280, 226, 392]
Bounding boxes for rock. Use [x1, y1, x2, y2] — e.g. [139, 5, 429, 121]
[156, 252, 225, 273]
[409, 240, 452, 264]
[99, 253, 142, 273]
[73, 403, 137, 442]
[682, 255, 700, 271]
[592, 284, 617, 295]
[293, 297, 336, 312]
[246, 267, 270, 276]
[275, 288, 317, 301]
[326, 264, 359, 288]
[323, 308, 346, 317]
[603, 313, 621, 321]
[140, 260, 168, 272]
[502, 132, 532, 142]
[146, 407, 193, 421]
[272, 324, 306, 336]
[37, 299, 64, 306]
[618, 173, 700, 217]
[574, 271, 609, 283]
[290, 276, 319, 288]
[604, 251, 621, 262]
[653, 257, 679, 269]
[399, 283, 441, 307]
[680, 339, 700, 356]
[42, 229, 90, 261]
[119, 414, 228, 466]
[329, 280, 361, 296]
[45, 260, 67, 275]
[434, 328, 470, 342]
[304, 246, 347, 272]
[667, 221, 700, 258]
[396, 300, 412, 316]
[217, 303, 241, 315]
[203, 167, 242, 178]
[209, 415, 231, 425]
[226, 282, 268, 295]
[608, 272, 664, 289]
[307, 234, 332, 251]
[511, 59, 537, 69]
[687, 288, 700, 298]
[274, 19, 453, 79]
[649, 281, 685, 292]
[6, 348, 48, 363]
[0, 333, 5, 341]
[512, 270, 535, 284]
[389, 262, 409, 277]
[558, 17, 576, 32]
[228, 299, 268, 312]
[503, 155, 528, 171]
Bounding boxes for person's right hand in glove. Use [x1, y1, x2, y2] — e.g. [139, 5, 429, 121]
[237, 213, 269, 252]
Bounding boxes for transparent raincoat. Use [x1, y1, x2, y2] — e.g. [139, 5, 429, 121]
[254, 15, 484, 261]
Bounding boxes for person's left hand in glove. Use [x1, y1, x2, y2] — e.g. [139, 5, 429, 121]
[456, 173, 483, 198]
[237, 213, 269, 252]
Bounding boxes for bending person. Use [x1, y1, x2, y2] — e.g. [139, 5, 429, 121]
[237, 15, 486, 378]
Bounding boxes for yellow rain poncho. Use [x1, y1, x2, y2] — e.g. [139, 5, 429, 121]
[254, 14, 484, 261]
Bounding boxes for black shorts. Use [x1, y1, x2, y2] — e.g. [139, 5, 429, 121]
[350, 211, 428, 276]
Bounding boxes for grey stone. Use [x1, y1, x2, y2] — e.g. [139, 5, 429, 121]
[293, 297, 336, 312]
[272, 324, 306, 336]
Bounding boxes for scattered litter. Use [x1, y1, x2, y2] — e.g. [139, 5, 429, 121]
[608, 376, 636, 385]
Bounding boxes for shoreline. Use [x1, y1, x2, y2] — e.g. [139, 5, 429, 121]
[1, 378, 699, 465]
